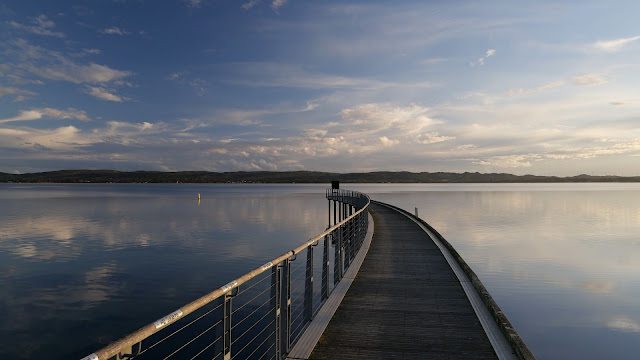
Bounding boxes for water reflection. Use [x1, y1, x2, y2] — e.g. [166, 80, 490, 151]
[0, 184, 329, 360]
[349, 183, 640, 360]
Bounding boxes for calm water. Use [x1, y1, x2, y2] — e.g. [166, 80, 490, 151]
[2, 183, 640, 359]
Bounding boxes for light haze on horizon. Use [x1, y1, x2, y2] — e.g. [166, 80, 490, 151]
[1, 0, 639, 176]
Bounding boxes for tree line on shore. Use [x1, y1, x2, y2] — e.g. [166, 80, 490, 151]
[1, 169, 639, 183]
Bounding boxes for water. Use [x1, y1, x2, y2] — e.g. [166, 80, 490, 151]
[0, 184, 329, 359]
[2, 183, 640, 359]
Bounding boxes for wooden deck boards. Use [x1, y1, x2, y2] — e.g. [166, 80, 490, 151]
[308, 203, 498, 360]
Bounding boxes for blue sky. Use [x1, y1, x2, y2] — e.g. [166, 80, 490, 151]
[1, 0, 640, 175]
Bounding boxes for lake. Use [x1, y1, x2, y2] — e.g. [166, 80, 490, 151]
[1, 183, 639, 359]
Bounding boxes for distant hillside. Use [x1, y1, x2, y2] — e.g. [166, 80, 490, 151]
[1, 170, 639, 183]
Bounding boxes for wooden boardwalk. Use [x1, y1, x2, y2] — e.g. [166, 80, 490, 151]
[308, 203, 499, 360]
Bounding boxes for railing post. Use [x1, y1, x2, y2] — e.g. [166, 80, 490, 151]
[304, 245, 313, 323]
[223, 293, 232, 360]
[272, 264, 281, 359]
[344, 217, 351, 270]
[322, 234, 329, 301]
[280, 258, 291, 356]
[334, 227, 343, 285]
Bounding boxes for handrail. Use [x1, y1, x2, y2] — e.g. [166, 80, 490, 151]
[82, 188, 370, 360]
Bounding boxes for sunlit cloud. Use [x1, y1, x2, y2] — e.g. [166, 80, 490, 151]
[474, 154, 539, 168]
[571, 73, 607, 86]
[379, 136, 399, 147]
[8, 14, 64, 38]
[0, 108, 90, 123]
[6, 39, 132, 85]
[0, 85, 36, 101]
[242, 0, 261, 10]
[593, 35, 640, 52]
[272, 0, 288, 11]
[416, 132, 456, 144]
[471, 48, 496, 67]
[100, 27, 129, 36]
[86, 86, 126, 102]
[507, 80, 565, 96]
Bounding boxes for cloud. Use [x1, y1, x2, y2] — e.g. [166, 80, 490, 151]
[83, 48, 102, 55]
[471, 48, 496, 67]
[221, 63, 433, 92]
[100, 27, 129, 36]
[86, 86, 126, 102]
[0, 85, 35, 101]
[272, 0, 287, 11]
[338, 103, 438, 135]
[593, 35, 640, 52]
[28, 63, 132, 84]
[571, 73, 607, 86]
[416, 132, 455, 144]
[242, 0, 261, 10]
[474, 154, 539, 168]
[8, 14, 64, 38]
[166, 71, 208, 95]
[0, 108, 90, 123]
[379, 136, 399, 147]
[507, 80, 565, 96]
[7, 39, 132, 85]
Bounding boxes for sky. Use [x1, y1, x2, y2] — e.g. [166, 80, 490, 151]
[1, 0, 640, 176]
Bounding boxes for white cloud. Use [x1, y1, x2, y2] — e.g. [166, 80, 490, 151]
[471, 48, 496, 67]
[101, 27, 129, 36]
[593, 35, 640, 52]
[0, 85, 35, 100]
[0, 108, 90, 123]
[571, 73, 607, 86]
[379, 136, 399, 147]
[474, 154, 539, 168]
[416, 132, 455, 144]
[28, 63, 132, 84]
[7, 39, 132, 85]
[86, 86, 126, 102]
[507, 80, 565, 96]
[339, 103, 438, 135]
[272, 0, 288, 11]
[83, 48, 102, 55]
[0, 125, 95, 151]
[8, 15, 64, 38]
[242, 0, 261, 10]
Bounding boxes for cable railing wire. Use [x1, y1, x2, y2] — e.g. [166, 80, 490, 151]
[230, 319, 275, 360]
[138, 302, 224, 356]
[231, 293, 276, 331]
[231, 304, 275, 346]
[243, 329, 276, 360]
[163, 318, 222, 360]
[232, 283, 275, 317]
[189, 333, 224, 360]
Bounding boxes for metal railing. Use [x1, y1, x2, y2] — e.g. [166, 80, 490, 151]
[81, 188, 370, 360]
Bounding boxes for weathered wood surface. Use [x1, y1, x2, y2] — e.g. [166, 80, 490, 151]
[308, 203, 498, 359]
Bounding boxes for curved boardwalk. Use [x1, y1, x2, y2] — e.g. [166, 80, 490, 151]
[308, 203, 498, 360]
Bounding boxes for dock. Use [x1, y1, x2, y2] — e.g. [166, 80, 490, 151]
[305, 202, 504, 358]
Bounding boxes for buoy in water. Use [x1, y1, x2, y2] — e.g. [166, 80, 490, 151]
[198, 193, 201, 200]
